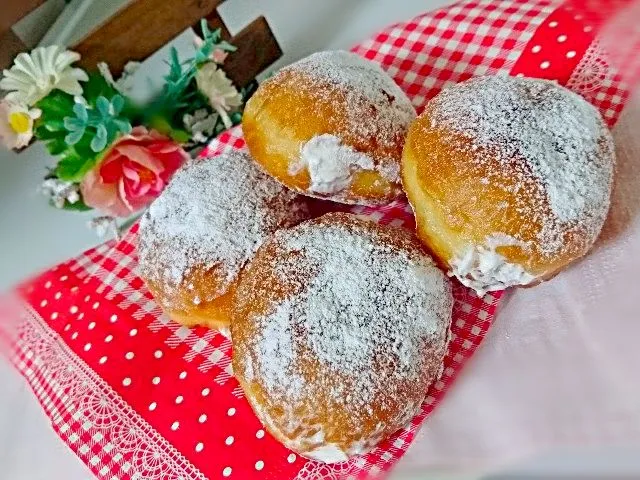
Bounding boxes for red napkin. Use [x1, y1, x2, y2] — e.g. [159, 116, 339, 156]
[2, 1, 637, 479]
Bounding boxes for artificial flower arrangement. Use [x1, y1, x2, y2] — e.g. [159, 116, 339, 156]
[0, 21, 255, 234]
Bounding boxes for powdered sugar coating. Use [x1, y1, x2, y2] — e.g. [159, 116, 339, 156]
[429, 75, 614, 253]
[289, 50, 416, 150]
[137, 151, 305, 309]
[233, 213, 452, 461]
[280, 50, 415, 200]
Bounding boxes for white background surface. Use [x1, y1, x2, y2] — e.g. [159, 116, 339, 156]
[1, 0, 640, 479]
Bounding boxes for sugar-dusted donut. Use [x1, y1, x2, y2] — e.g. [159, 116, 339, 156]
[138, 151, 307, 332]
[243, 50, 416, 205]
[232, 212, 452, 463]
[402, 75, 615, 295]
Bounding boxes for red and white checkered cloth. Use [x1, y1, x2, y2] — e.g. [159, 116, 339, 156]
[2, 1, 637, 479]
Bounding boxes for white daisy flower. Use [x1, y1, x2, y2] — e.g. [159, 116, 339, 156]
[0, 46, 88, 106]
[0, 99, 41, 149]
[195, 62, 242, 129]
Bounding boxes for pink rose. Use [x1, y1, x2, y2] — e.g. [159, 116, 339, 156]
[81, 126, 188, 217]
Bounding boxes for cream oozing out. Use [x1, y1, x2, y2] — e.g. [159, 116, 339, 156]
[291, 134, 375, 194]
[280, 50, 415, 197]
[449, 234, 536, 296]
[428, 76, 614, 293]
[305, 444, 349, 463]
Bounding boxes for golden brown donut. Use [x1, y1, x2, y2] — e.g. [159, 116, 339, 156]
[137, 151, 307, 332]
[232, 212, 453, 463]
[402, 76, 615, 295]
[242, 50, 416, 206]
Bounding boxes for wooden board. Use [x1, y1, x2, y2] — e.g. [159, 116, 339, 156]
[0, 29, 26, 71]
[1, 0, 47, 32]
[73, 0, 282, 86]
[74, 0, 224, 76]
[1, 0, 46, 69]
[223, 16, 282, 87]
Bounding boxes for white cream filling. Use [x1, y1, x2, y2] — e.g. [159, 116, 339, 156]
[305, 443, 349, 464]
[449, 234, 536, 296]
[293, 134, 375, 194]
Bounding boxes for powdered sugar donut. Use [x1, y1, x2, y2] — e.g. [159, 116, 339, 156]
[402, 75, 615, 295]
[232, 213, 453, 463]
[242, 50, 416, 205]
[138, 151, 307, 332]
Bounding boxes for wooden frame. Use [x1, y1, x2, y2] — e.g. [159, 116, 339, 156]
[73, 0, 282, 88]
[3, 0, 282, 154]
[1, 0, 47, 69]
[3, 0, 282, 88]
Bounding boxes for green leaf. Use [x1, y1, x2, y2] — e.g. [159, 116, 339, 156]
[35, 123, 63, 140]
[167, 48, 182, 80]
[36, 91, 75, 125]
[169, 129, 191, 144]
[73, 131, 98, 157]
[91, 124, 108, 152]
[217, 40, 237, 52]
[65, 128, 85, 145]
[55, 151, 97, 182]
[112, 118, 132, 134]
[64, 116, 84, 130]
[45, 138, 69, 155]
[111, 95, 124, 115]
[43, 119, 66, 132]
[82, 72, 117, 106]
[200, 19, 211, 38]
[119, 100, 140, 124]
[147, 115, 174, 136]
[73, 102, 88, 122]
[194, 51, 208, 64]
[96, 96, 110, 117]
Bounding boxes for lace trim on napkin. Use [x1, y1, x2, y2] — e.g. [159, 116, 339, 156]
[294, 459, 357, 480]
[7, 301, 206, 480]
[566, 38, 628, 125]
[567, 39, 616, 94]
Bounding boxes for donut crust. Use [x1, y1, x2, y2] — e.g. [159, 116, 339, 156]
[232, 213, 452, 462]
[401, 76, 615, 291]
[243, 51, 416, 205]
